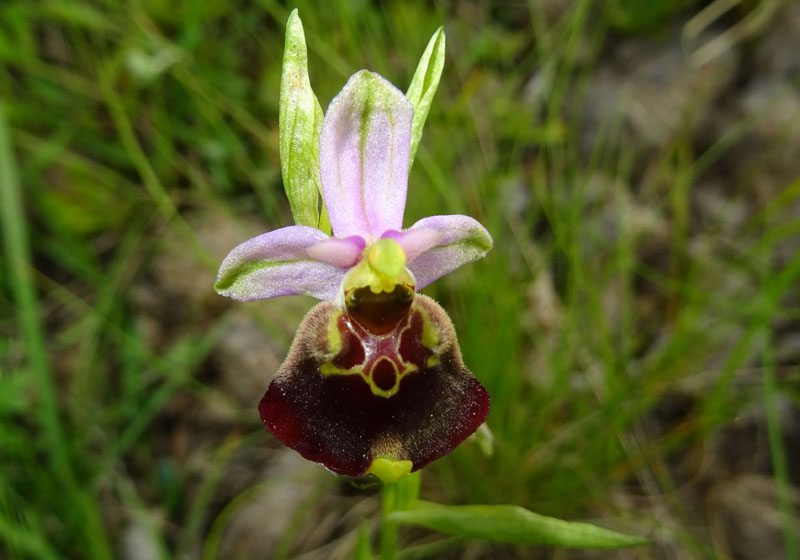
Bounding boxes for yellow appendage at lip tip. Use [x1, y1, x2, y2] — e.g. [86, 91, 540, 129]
[366, 456, 413, 483]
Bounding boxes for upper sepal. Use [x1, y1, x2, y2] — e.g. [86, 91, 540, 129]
[319, 70, 413, 240]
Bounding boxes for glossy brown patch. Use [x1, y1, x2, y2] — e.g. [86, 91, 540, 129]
[345, 284, 413, 334]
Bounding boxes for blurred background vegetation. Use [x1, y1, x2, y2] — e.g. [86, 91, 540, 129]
[2, 0, 799, 558]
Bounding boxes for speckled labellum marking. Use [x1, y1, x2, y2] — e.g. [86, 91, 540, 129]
[321, 288, 432, 398]
[259, 294, 490, 477]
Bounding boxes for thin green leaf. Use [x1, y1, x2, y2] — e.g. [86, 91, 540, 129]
[394, 470, 421, 510]
[353, 521, 373, 560]
[280, 9, 326, 230]
[406, 27, 445, 169]
[468, 423, 495, 457]
[388, 501, 648, 549]
[0, 106, 112, 559]
[0, 105, 69, 482]
[41, 1, 119, 32]
[0, 514, 60, 560]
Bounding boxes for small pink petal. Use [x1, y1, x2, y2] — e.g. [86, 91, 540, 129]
[401, 215, 493, 289]
[381, 227, 442, 263]
[306, 235, 366, 268]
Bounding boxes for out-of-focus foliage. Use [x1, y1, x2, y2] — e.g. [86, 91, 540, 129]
[1, 0, 799, 558]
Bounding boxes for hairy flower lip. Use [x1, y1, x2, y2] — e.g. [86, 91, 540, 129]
[259, 294, 490, 477]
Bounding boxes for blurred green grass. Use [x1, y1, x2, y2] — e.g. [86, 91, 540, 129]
[2, 0, 799, 558]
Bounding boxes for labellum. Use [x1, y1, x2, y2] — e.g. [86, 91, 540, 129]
[259, 288, 489, 478]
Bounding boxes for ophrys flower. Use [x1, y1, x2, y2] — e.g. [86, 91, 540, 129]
[214, 69, 492, 304]
[215, 12, 491, 480]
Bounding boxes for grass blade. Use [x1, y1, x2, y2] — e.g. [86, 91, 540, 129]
[0, 105, 69, 478]
[0, 105, 112, 559]
[389, 501, 648, 548]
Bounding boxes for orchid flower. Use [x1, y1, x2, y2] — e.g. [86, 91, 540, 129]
[214, 12, 492, 482]
[214, 68, 491, 302]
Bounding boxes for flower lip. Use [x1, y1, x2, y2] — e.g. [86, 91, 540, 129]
[259, 295, 490, 477]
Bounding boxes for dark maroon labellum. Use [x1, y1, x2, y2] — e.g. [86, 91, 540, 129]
[259, 294, 490, 477]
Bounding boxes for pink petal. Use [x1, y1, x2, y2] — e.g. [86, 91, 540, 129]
[306, 235, 366, 268]
[381, 227, 442, 263]
[401, 215, 493, 289]
[319, 71, 413, 240]
[214, 225, 346, 301]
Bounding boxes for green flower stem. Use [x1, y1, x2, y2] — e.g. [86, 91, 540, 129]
[380, 470, 421, 560]
[380, 481, 399, 560]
